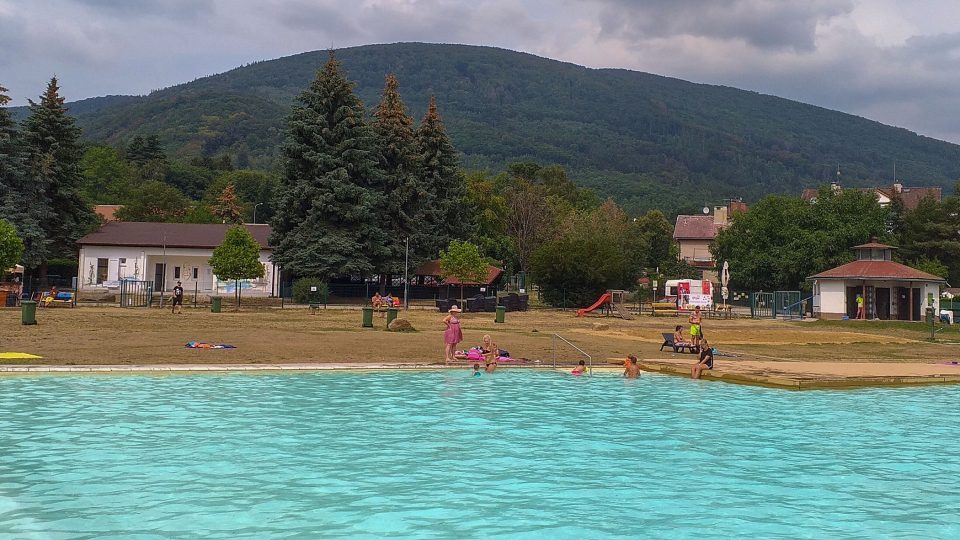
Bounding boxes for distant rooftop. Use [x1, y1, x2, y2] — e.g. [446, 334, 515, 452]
[801, 183, 941, 211]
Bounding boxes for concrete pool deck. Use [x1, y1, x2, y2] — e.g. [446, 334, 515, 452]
[637, 358, 960, 389]
[3, 360, 960, 390]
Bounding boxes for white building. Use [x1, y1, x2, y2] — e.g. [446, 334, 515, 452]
[77, 222, 277, 296]
[808, 242, 946, 320]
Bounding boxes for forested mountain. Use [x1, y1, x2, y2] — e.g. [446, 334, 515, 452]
[9, 43, 960, 214]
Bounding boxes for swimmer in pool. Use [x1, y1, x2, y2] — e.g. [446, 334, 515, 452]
[572, 359, 588, 375]
[473, 363, 482, 377]
[623, 355, 640, 379]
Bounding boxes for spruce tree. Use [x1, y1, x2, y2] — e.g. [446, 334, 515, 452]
[372, 74, 423, 277]
[18, 78, 95, 278]
[269, 52, 386, 279]
[416, 96, 466, 262]
[0, 85, 28, 217]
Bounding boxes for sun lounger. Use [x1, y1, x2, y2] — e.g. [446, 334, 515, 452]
[660, 332, 695, 353]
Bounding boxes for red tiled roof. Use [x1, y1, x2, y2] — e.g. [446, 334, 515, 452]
[78, 222, 272, 250]
[884, 186, 942, 210]
[673, 215, 720, 240]
[415, 259, 503, 286]
[801, 185, 942, 211]
[808, 260, 946, 283]
[94, 205, 123, 222]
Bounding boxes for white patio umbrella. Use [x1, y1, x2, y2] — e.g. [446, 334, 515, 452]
[721, 261, 730, 308]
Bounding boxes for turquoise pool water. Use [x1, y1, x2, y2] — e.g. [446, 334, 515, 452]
[1, 371, 958, 538]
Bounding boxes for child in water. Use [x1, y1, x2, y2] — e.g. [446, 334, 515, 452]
[572, 360, 588, 375]
[473, 363, 482, 377]
[623, 354, 641, 379]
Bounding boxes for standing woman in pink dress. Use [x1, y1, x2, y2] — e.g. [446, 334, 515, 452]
[443, 305, 464, 364]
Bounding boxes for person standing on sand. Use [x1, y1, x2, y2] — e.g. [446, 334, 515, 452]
[171, 281, 184, 314]
[689, 306, 702, 350]
[443, 306, 464, 364]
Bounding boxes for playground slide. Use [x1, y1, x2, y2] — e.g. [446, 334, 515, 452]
[577, 293, 612, 317]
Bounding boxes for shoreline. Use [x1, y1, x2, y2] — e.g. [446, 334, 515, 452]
[3, 360, 960, 390]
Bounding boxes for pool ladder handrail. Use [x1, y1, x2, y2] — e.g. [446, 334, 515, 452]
[552, 334, 592, 376]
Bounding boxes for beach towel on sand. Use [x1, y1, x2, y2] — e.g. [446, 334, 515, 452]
[0, 352, 43, 359]
[185, 342, 236, 349]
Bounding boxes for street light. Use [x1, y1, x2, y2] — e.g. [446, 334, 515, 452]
[253, 202, 263, 224]
[403, 237, 409, 310]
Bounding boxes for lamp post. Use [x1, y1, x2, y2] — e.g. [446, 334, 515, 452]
[403, 237, 410, 310]
[253, 202, 263, 224]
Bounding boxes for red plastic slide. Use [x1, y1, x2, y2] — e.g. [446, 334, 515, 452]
[576, 292, 612, 317]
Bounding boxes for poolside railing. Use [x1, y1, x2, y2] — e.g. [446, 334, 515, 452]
[551, 334, 592, 376]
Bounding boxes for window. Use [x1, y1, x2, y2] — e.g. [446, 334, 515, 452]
[193, 268, 199, 279]
[174, 267, 181, 279]
[96, 258, 108, 284]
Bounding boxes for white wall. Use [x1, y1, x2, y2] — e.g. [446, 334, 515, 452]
[79, 245, 276, 295]
[817, 280, 846, 316]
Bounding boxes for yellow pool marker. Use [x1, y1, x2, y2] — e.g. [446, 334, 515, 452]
[0, 353, 43, 359]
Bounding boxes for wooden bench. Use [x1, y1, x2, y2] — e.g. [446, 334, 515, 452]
[652, 302, 680, 316]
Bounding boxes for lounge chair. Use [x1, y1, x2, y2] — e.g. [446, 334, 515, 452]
[660, 332, 694, 353]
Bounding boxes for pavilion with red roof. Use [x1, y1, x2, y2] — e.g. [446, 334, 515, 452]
[808, 241, 947, 320]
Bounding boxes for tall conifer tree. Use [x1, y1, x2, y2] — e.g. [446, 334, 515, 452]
[416, 96, 466, 261]
[372, 74, 422, 277]
[18, 78, 95, 278]
[270, 52, 385, 279]
[0, 85, 27, 213]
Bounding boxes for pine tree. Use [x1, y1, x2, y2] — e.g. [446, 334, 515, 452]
[212, 183, 245, 224]
[0, 85, 28, 220]
[372, 74, 423, 278]
[269, 51, 386, 280]
[416, 96, 466, 262]
[19, 77, 95, 279]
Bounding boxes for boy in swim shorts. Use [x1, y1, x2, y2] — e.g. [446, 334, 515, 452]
[623, 355, 641, 379]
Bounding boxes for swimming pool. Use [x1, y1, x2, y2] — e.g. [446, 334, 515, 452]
[0, 370, 958, 538]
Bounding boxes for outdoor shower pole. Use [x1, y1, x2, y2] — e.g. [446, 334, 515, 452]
[404, 237, 409, 310]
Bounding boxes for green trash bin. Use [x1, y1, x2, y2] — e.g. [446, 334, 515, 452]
[362, 306, 374, 328]
[211, 296, 222, 313]
[21, 300, 37, 326]
[495, 305, 506, 324]
[386, 307, 398, 327]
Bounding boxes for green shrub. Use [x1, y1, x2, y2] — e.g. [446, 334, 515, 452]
[292, 278, 328, 304]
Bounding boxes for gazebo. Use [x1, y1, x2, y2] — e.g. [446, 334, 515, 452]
[808, 242, 946, 320]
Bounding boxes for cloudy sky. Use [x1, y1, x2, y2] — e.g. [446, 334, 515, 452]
[2, 0, 959, 142]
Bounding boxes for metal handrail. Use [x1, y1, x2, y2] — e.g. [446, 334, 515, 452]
[779, 296, 813, 320]
[552, 334, 593, 376]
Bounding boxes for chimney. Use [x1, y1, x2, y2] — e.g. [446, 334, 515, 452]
[713, 206, 728, 225]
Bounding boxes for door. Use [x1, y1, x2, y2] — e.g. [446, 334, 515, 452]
[154, 263, 166, 292]
[875, 288, 890, 320]
[846, 286, 861, 318]
[896, 287, 910, 320]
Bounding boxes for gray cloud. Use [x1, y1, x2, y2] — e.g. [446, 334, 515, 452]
[595, 0, 853, 51]
[1, 0, 959, 143]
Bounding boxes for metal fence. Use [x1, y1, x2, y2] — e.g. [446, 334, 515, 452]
[119, 280, 154, 308]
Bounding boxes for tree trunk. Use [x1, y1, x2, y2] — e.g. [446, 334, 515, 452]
[379, 273, 386, 295]
[39, 262, 48, 288]
[235, 279, 240, 311]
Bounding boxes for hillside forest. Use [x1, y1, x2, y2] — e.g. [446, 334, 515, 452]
[3, 45, 960, 303]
